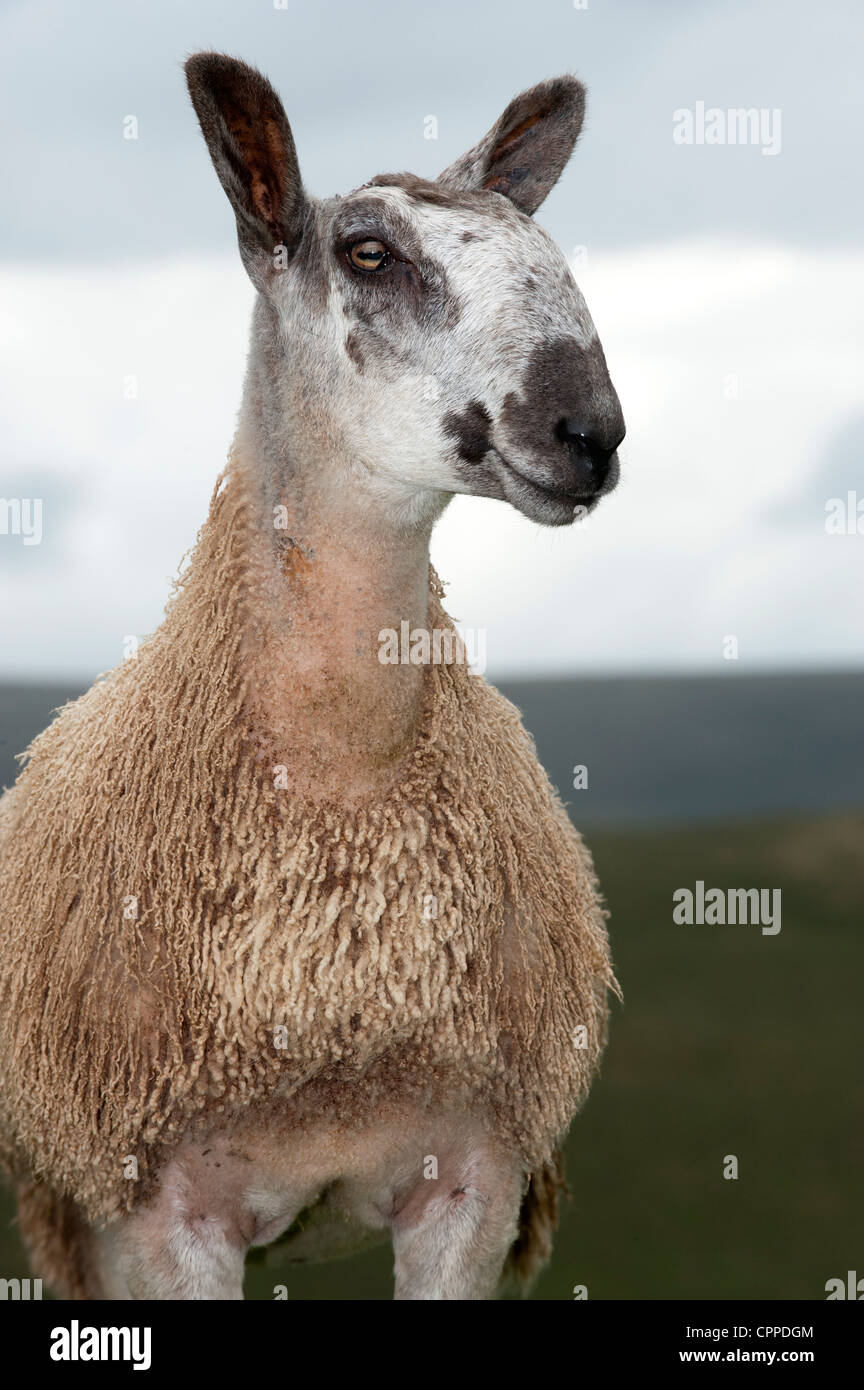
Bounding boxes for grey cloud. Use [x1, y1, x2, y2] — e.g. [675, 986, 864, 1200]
[0, 0, 861, 266]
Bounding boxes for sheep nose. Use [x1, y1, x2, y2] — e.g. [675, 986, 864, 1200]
[555, 417, 624, 493]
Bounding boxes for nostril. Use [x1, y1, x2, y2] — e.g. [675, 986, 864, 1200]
[555, 418, 615, 488]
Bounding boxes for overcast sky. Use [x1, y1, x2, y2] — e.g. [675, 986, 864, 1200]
[1, 0, 862, 679]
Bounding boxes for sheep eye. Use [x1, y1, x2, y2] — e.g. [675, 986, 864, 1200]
[349, 239, 391, 271]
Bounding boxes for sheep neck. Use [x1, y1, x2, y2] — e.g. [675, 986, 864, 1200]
[237, 442, 435, 807]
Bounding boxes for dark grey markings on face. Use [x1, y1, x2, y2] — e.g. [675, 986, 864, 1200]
[344, 331, 365, 371]
[499, 335, 625, 480]
[442, 401, 493, 465]
[328, 192, 464, 380]
[362, 171, 513, 219]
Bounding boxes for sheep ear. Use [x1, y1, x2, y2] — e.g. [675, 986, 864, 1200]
[438, 76, 586, 216]
[185, 52, 308, 288]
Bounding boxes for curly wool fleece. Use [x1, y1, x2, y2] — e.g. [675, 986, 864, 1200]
[0, 449, 617, 1288]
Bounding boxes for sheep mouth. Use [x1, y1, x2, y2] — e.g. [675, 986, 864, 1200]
[488, 448, 605, 525]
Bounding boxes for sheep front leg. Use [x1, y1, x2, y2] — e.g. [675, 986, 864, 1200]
[93, 1149, 260, 1300]
[95, 1198, 248, 1301]
[390, 1145, 524, 1300]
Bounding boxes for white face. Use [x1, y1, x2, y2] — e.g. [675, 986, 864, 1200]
[269, 179, 625, 527]
[185, 55, 625, 525]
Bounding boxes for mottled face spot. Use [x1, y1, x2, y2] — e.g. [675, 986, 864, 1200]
[344, 331, 365, 372]
[442, 402, 493, 464]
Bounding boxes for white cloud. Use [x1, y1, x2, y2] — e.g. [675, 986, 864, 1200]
[1, 239, 862, 679]
[0, 256, 253, 677]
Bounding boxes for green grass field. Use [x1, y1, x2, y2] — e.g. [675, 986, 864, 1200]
[2, 812, 861, 1300]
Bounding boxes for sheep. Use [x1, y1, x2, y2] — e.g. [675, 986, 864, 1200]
[0, 53, 624, 1300]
